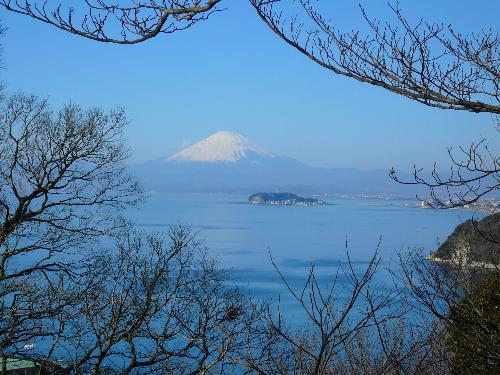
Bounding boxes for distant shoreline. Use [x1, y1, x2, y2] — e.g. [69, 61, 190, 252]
[426, 254, 499, 270]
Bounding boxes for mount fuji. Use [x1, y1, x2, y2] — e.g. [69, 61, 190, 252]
[132, 131, 416, 195]
[166, 131, 273, 163]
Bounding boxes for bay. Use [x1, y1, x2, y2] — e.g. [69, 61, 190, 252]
[127, 193, 481, 318]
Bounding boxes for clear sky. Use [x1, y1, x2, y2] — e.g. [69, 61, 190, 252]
[1, 1, 498, 171]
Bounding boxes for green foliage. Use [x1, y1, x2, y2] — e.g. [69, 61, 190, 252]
[447, 272, 500, 374]
[434, 213, 500, 264]
[248, 192, 322, 204]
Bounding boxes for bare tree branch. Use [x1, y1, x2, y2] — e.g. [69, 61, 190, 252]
[390, 138, 499, 208]
[0, 0, 223, 44]
[0, 93, 142, 280]
[250, 0, 500, 114]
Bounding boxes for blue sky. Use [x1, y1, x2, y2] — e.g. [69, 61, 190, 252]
[1, 1, 498, 171]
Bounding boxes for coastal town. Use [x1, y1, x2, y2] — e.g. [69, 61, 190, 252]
[416, 197, 500, 214]
[331, 193, 500, 214]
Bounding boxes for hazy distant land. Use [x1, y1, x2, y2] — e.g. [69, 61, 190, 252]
[133, 131, 427, 196]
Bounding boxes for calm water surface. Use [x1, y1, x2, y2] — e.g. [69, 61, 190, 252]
[128, 193, 481, 318]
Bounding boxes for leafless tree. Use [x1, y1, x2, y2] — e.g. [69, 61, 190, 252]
[389, 138, 499, 208]
[53, 226, 262, 374]
[0, 225, 267, 374]
[0, 92, 142, 281]
[1, 3, 498, 373]
[0, 92, 268, 373]
[4, 1, 498, 207]
[251, 0, 499, 114]
[0, 91, 143, 371]
[250, 0, 500, 207]
[237, 246, 454, 374]
[338, 318, 452, 375]
[0, 271, 78, 373]
[398, 249, 500, 373]
[0, 0, 222, 44]
[2, 228, 464, 374]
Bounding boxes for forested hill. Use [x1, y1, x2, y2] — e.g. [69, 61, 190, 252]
[433, 213, 500, 265]
[248, 192, 325, 205]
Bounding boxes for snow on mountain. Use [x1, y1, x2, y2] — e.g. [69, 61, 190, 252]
[166, 131, 273, 163]
[133, 130, 422, 195]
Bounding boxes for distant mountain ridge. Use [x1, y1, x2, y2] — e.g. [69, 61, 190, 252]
[131, 131, 424, 195]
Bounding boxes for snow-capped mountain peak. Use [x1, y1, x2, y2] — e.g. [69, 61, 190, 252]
[166, 131, 273, 163]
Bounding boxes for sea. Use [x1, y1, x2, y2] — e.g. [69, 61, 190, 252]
[127, 193, 482, 322]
